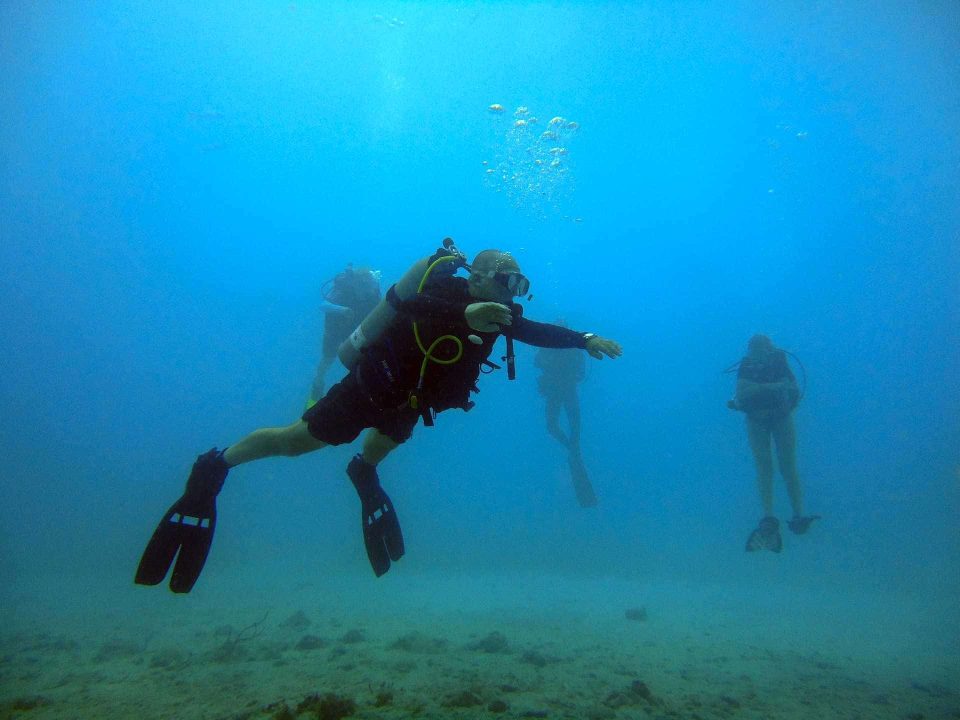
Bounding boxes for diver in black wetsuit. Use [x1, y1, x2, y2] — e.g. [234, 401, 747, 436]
[136, 243, 622, 592]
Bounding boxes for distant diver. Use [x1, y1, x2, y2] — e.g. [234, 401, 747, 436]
[307, 264, 382, 406]
[136, 239, 622, 592]
[534, 328, 597, 507]
[727, 334, 820, 553]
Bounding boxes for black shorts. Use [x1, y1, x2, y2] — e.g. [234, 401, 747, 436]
[301, 371, 419, 446]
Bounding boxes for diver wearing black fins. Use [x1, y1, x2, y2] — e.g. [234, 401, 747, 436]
[136, 239, 622, 592]
[726, 333, 820, 553]
[534, 332, 598, 507]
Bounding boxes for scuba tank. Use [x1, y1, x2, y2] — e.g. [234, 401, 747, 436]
[337, 238, 466, 370]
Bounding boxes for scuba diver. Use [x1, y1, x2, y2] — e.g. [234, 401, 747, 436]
[136, 240, 623, 592]
[307, 264, 382, 406]
[534, 327, 597, 507]
[727, 333, 820, 553]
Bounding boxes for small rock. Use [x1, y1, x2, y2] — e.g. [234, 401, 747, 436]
[488, 699, 509, 713]
[9, 697, 50, 711]
[280, 610, 311, 631]
[466, 631, 510, 653]
[606, 680, 657, 708]
[149, 647, 187, 669]
[520, 650, 548, 667]
[444, 690, 483, 708]
[294, 635, 327, 651]
[625, 607, 648, 621]
[630, 680, 655, 703]
[389, 632, 447, 654]
[339, 629, 365, 644]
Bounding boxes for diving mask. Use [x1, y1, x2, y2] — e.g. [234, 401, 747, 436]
[473, 269, 529, 297]
[495, 270, 530, 297]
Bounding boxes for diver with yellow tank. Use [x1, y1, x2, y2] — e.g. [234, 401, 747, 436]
[135, 239, 623, 592]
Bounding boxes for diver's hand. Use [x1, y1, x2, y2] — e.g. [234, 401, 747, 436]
[585, 336, 622, 360]
[466, 302, 512, 332]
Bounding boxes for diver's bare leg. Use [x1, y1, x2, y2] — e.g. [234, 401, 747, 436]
[746, 417, 774, 516]
[361, 429, 399, 466]
[773, 414, 803, 517]
[545, 396, 569, 448]
[223, 420, 327, 466]
[565, 393, 582, 453]
[310, 354, 337, 401]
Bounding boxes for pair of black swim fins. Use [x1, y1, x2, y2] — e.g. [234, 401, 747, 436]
[135, 450, 403, 593]
[744, 514, 821, 553]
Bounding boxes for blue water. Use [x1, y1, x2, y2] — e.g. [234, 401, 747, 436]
[1, 3, 958, 717]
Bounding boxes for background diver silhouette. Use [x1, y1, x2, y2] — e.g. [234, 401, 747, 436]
[307, 264, 381, 407]
[727, 333, 820, 553]
[534, 329, 597, 507]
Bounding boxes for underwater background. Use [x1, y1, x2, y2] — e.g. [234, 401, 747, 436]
[1, 2, 958, 719]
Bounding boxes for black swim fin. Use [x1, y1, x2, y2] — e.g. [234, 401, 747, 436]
[788, 514, 821, 535]
[745, 515, 782, 553]
[568, 450, 598, 508]
[135, 448, 229, 593]
[347, 454, 404, 577]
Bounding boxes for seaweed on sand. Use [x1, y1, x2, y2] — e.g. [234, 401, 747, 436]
[210, 611, 270, 663]
[295, 692, 356, 720]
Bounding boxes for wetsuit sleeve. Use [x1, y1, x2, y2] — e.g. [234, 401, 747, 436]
[510, 315, 588, 349]
[386, 284, 469, 324]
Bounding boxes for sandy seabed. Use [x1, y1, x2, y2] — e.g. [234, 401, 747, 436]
[2, 570, 957, 720]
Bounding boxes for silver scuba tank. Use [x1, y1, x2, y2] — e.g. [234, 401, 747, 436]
[336, 255, 433, 370]
[338, 238, 468, 370]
